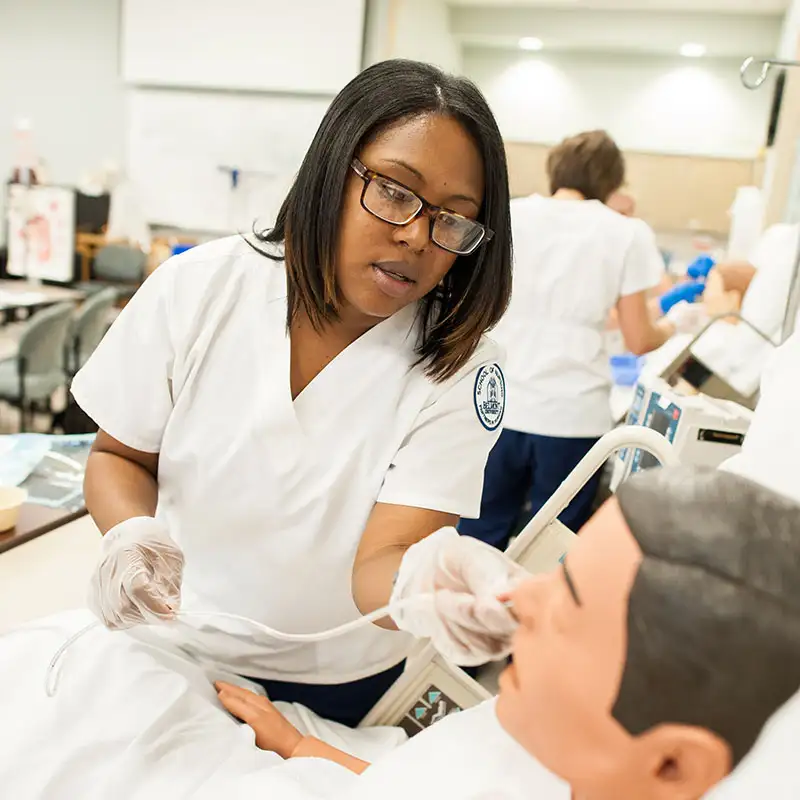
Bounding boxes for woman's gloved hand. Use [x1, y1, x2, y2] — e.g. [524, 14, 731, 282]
[686, 254, 716, 280]
[390, 528, 527, 667]
[659, 280, 706, 315]
[88, 516, 184, 630]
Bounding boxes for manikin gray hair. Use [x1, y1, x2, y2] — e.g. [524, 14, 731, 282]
[612, 466, 800, 767]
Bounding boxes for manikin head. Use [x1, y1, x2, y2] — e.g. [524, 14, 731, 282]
[497, 467, 800, 800]
[607, 187, 637, 217]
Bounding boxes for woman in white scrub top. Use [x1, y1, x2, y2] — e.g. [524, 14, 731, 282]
[461, 130, 684, 549]
[72, 59, 513, 726]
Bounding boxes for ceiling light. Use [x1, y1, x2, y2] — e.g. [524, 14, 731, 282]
[519, 37, 543, 51]
[680, 43, 707, 58]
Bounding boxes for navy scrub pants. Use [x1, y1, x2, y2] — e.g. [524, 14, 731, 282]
[245, 660, 405, 728]
[458, 428, 602, 552]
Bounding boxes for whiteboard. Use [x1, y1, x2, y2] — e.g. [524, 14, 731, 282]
[122, 0, 366, 95]
[127, 88, 332, 233]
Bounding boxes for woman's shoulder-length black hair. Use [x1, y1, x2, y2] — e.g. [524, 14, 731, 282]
[254, 58, 512, 383]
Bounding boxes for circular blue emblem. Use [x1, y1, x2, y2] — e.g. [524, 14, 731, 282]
[474, 364, 506, 431]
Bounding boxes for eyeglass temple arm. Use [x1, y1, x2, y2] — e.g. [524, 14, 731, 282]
[350, 158, 368, 178]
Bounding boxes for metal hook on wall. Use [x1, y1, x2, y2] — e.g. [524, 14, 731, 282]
[740, 56, 800, 90]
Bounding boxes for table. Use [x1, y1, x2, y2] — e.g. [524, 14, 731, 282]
[0, 279, 85, 313]
[0, 435, 93, 554]
[0, 502, 87, 555]
[0, 514, 99, 632]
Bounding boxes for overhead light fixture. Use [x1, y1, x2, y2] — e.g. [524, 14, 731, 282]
[519, 37, 543, 51]
[680, 43, 707, 58]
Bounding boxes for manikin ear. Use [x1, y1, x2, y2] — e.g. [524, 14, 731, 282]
[634, 724, 733, 800]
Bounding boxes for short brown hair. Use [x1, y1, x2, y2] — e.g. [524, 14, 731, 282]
[547, 130, 625, 202]
[614, 467, 800, 767]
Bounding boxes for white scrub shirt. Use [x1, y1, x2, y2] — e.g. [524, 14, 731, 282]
[492, 195, 664, 438]
[71, 236, 505, 684]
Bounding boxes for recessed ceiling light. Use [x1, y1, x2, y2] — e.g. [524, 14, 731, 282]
[519, 37, 543, 51]
[680, 43, 707, 58]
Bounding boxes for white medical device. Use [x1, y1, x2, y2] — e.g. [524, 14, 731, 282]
[657, 313, 775, 410]
[611, 314, 776, 429]
[362, 428, 679, 731]
[359, 645, 492, 734]
[613, 377, 752, 490]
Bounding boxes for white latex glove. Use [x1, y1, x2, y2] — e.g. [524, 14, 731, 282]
[666, 300, 709, 335]
[390, 528, 527, 666]
[88, 516, 184, 630]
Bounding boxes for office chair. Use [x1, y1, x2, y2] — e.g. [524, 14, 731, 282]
[0, 303, 74, 432]
[78, 244, 146, 301]
[66, 287, 117, 376]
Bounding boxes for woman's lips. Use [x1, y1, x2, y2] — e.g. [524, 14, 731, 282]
[371, 263, 417, 298]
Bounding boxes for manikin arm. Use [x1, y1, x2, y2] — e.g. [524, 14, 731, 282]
[215, 682, 369, 774]
[291, 736, 370, 774]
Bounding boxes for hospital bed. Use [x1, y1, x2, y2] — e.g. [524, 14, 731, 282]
[360, 427, 678, 733]
[654, 312, 776, 410]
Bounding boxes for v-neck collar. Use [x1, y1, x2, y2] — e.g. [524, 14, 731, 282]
[290, 300, 420, 405]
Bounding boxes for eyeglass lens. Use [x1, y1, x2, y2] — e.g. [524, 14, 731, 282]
[363, 174, 485, 255]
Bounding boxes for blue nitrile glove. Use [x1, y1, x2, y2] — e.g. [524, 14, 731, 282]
[659, 281, 706, 315]
[686, 254, 716, 280]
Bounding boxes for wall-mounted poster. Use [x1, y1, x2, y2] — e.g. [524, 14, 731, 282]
[6, 185, 76, 283]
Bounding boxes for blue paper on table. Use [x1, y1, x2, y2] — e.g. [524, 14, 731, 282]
[0, 433, 95, 508]
[0, 435, 53, 487]
[610, 354, 645, 386]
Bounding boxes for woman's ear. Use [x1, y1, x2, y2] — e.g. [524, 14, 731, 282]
[635, 723, 733, 800]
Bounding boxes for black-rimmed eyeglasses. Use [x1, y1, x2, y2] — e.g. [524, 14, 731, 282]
[350, 158, 493, 256]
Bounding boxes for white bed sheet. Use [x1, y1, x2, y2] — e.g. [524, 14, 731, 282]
[0, 610, 403, 799]
[2, 610, 800, 799]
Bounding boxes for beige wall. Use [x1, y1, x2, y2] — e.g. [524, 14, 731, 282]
[505, 141, 763, 235]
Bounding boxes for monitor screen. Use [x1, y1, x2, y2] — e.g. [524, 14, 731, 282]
[639, 408, 673, 470]
[676, 355, 712, 390]
[75, 192, 110, 234]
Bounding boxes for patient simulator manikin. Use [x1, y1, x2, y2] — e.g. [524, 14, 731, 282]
[220, 467, 800, 799]
[2, 467, 799, 799]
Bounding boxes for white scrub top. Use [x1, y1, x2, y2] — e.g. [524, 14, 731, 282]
[71, 236, 504, 684]
[492, 194, 664, 438]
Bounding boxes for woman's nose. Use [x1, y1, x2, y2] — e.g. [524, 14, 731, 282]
[394, 214, 431, 253]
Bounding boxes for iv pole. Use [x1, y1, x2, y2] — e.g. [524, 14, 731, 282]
[740, 56, 800, 341]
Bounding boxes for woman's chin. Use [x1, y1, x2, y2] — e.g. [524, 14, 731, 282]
[339, 290, 412, 326]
